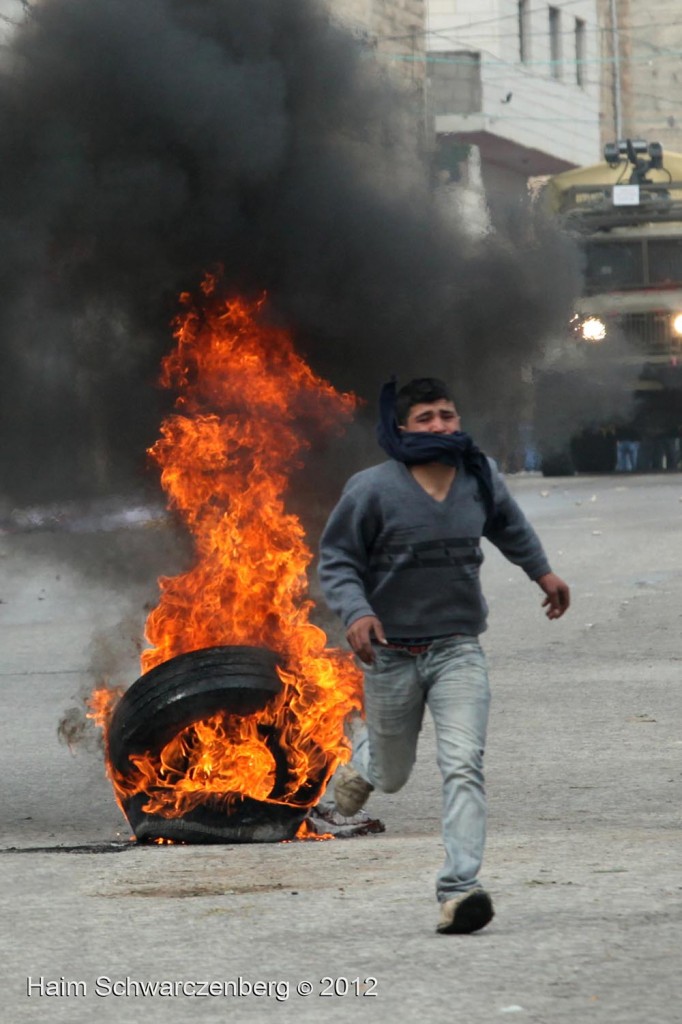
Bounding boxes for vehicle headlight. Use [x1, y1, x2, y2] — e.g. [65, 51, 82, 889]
[581, 316, 607, 342]
[672, 313, 682, 336]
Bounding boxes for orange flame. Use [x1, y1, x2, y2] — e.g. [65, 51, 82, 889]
[294, 819, 333, 841]
[96, 275, 362, 826]
[86, 686, 125, 731]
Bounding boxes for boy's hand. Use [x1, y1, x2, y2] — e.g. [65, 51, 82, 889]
[536, 572, 570, 619]
[346, 615, 387, 664]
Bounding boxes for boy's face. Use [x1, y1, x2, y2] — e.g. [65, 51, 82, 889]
[400, 399, 461, 435]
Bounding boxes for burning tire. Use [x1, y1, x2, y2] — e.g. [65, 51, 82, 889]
[107, 646, 327, 842]
[122, 791, 309, 844]
[107, 646, 283, 775]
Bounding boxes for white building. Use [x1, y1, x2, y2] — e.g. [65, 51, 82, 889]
[427, 1, 601, 214]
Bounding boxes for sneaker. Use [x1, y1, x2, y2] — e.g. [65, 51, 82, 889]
[436, 889, 494, 935]
[333, 764, 374, 817]
[307, 804, 385, 838]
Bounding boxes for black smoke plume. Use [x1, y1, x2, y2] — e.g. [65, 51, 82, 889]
[0, 0, 581, 503]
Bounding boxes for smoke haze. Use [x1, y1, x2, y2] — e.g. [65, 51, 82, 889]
[0, 0, 582, 503]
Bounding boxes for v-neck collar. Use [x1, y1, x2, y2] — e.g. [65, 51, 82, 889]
[397, 461, 458, 507]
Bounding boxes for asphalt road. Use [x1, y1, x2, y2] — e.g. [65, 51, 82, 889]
[1, 473, 681, 1023]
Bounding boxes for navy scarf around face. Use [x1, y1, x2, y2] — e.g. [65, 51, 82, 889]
[375, 378, 496, 523]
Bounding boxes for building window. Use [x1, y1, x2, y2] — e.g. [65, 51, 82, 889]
[429, 52, 482, 116]
[518, 0, 530, 63]
[549, 6, 561, 80]
[575, 17, 586, 87]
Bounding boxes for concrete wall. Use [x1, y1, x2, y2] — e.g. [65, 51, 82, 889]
[331, 0, 427, 82]
[600, 0, 682, 160]
[329, 0, 431, 177]
[332, 1, 425, 45]
[427, 0, 601, 168]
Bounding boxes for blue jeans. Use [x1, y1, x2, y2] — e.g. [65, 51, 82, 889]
[350, 636, 490, 903]
[616, 440, 640, 472]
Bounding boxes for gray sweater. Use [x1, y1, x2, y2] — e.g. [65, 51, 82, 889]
[318, 459, 551, 639]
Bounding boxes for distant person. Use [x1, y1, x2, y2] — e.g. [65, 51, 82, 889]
[520, 421, 542, 472]
[660, 433, 680, 472]
[318, 377, 570, 935]
[615, 426, 641, 473]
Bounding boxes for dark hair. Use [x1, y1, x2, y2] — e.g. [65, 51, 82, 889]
[395, 378, 455, 426]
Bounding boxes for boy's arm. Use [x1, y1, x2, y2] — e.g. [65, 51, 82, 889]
[318, 483, 379, 630]
[484, 463, 570, 619]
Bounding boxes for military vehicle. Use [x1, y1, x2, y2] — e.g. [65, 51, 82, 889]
[537, 140, 682, 474]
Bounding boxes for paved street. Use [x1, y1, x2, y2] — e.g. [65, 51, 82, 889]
[1, 473, 681, 1023]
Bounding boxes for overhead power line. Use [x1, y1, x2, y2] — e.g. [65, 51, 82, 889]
[375, 50, 682, 70]
[383, 0, 591, 42]
[381, 4, 682, 45]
